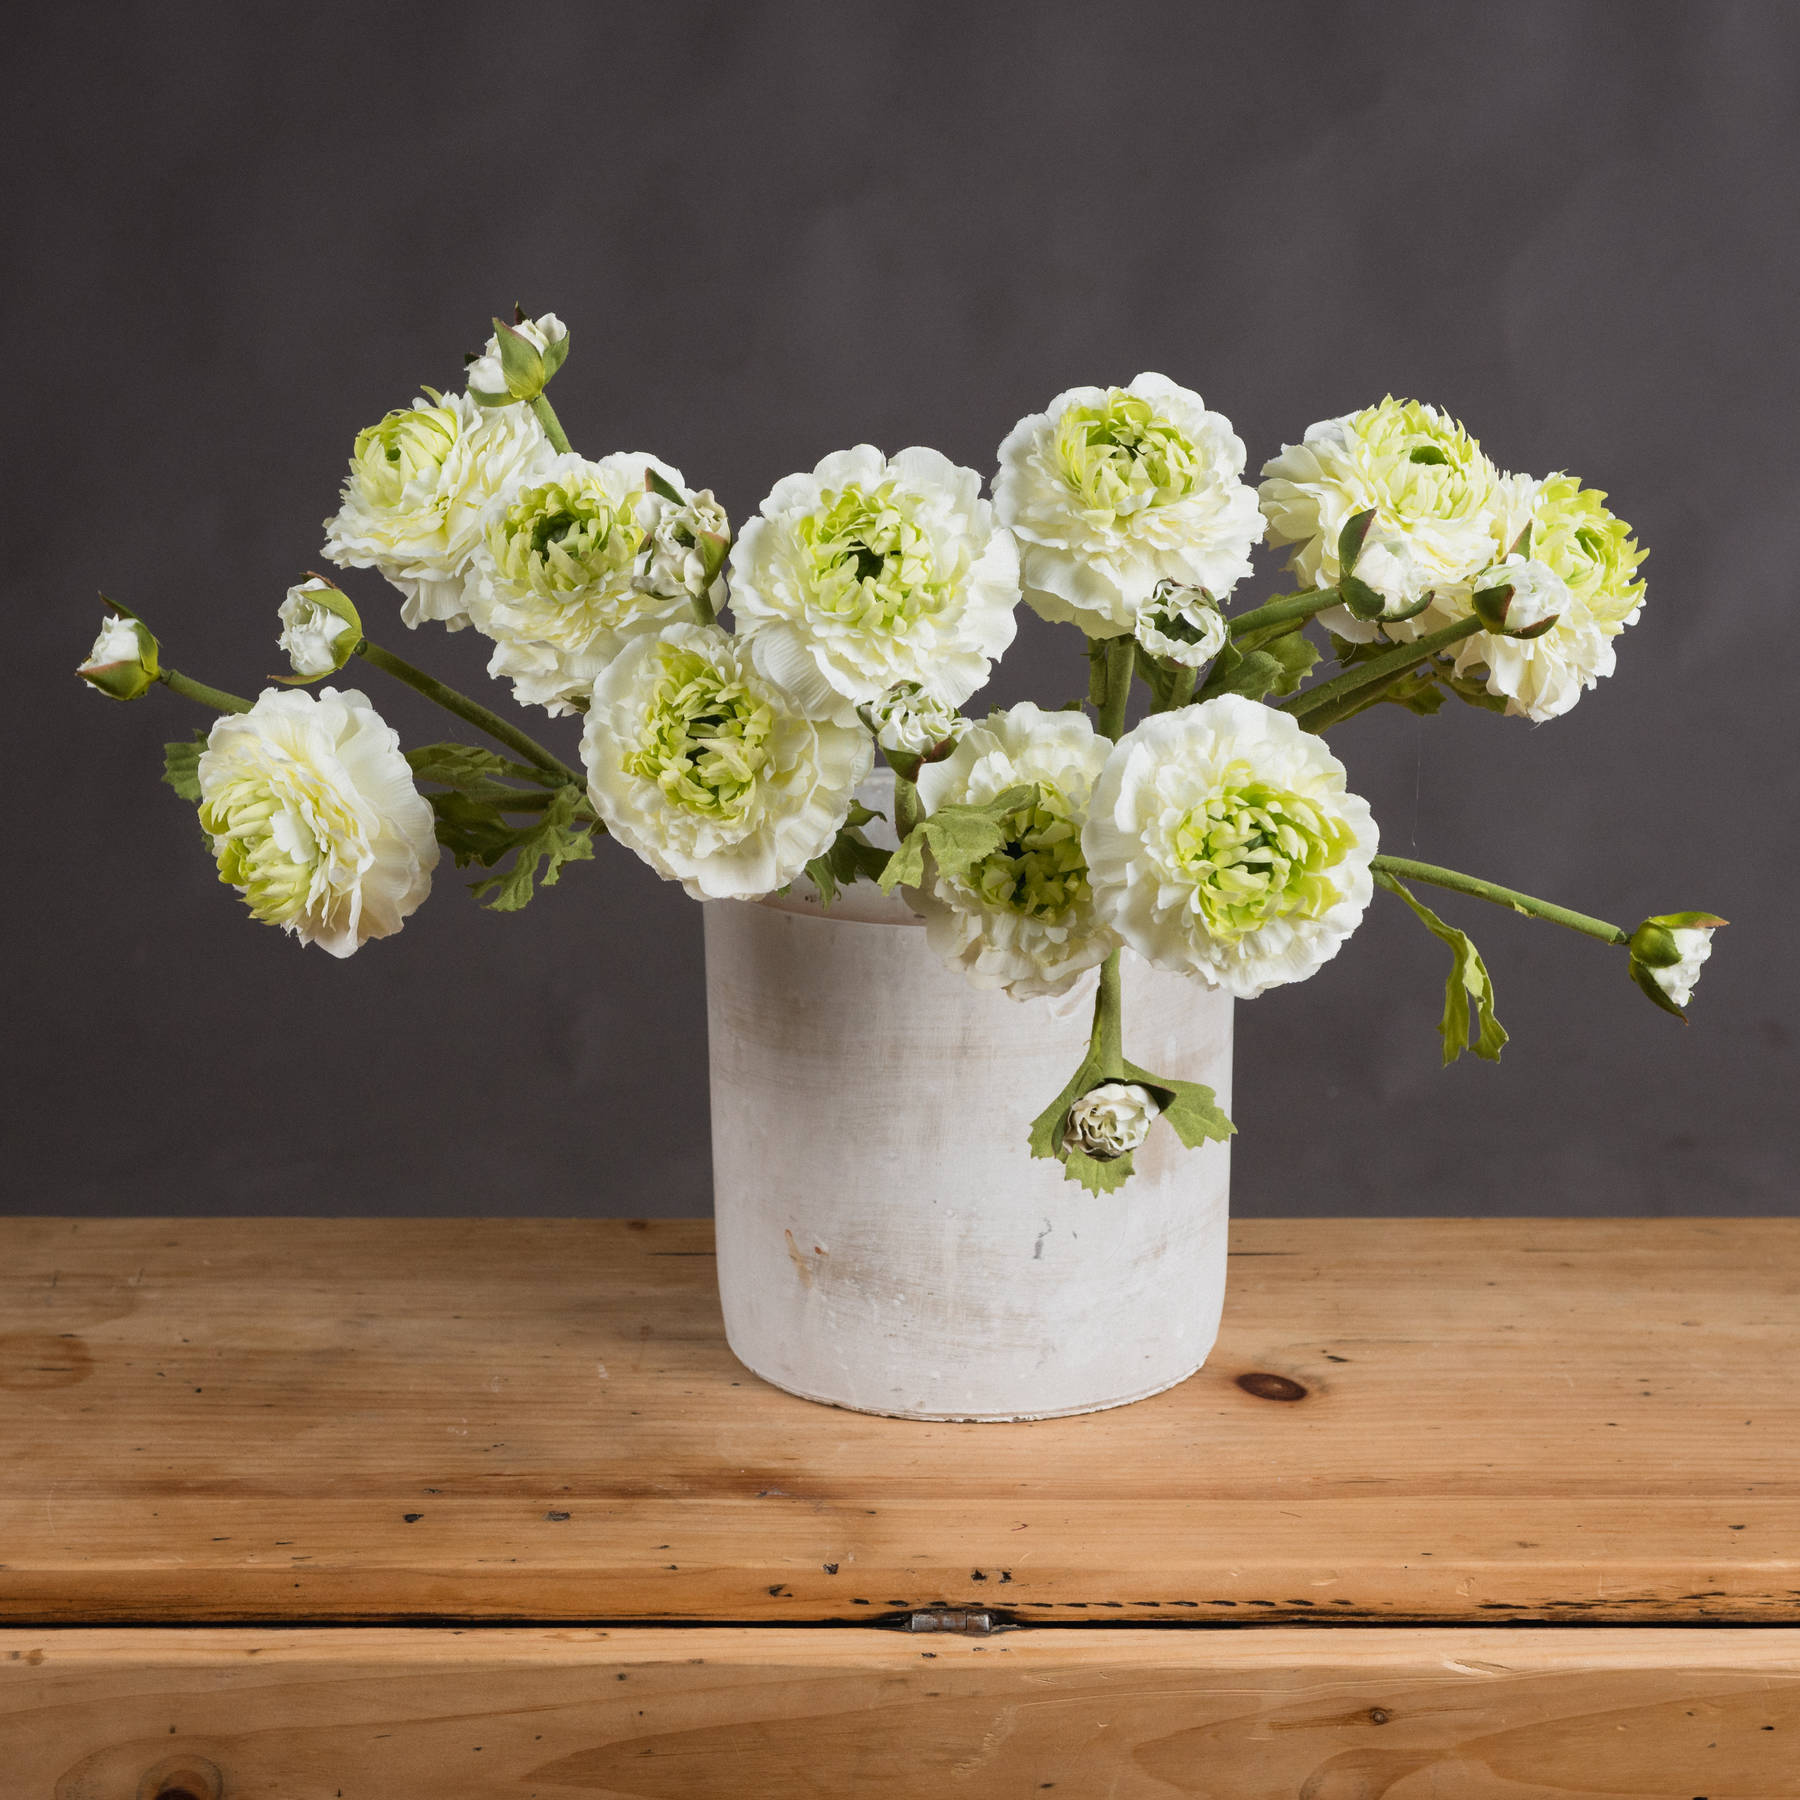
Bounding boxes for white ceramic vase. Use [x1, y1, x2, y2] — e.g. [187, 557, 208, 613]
[703, 866, 1235, 1421]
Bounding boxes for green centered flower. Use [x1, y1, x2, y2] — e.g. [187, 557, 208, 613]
[488, 473, 644, 606]
[959, 782, 1092, 922]
[795, 480, 953, 631]
[1053, 390, 1205, 520]
[1529, 473, 1646, 628]
[1168, 770, 1358, 944]
[622, 644, 776, 821]
[347, 400, 462, 512]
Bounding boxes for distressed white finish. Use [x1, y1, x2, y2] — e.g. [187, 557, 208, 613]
[703, 892, 1234, 1420]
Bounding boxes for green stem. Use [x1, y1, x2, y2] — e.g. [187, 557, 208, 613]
[356, 641, 583, 786]
[1372, 855, 1629, 945]
[892, 770, 921, 841]
[1228, 588, 1340, 642]
[158, 668, 253, 714]
[1283, 616, 1484, 729]
[530, 393, 572, 455]
[1097, 636, 1136, 741]
[1153, 663, 1197, 714]
[1091, 949, 1124, 1077]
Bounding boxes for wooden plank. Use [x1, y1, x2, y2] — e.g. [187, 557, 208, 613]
[1, 1218, 1795, 1623]
[4, 1626, 1797, 1798]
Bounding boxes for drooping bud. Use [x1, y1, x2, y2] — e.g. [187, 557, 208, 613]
[77, 606, 160, 700]
[277, 576, 363, 680]
[1064, 1082, 1158, 1161]
[466, 312, 569, 407]
[1134, 579, 1227, 668]
[1627, 912, 1727, 1019]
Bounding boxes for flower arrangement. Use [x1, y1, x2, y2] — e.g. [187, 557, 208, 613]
[80, 310, 1723, 1193]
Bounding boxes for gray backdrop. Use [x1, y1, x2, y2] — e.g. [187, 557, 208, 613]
[9, 1, 1794, 1218]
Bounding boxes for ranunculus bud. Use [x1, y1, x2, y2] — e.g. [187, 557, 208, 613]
[466, 312, 569, 406]
[1628, 912, 1726, 1019]
[1472, 554, 1569, 638]
[864, 683, 967, 758]
[77, 609, 160, 700]
[635, 486, 732, 606]
[278, 577, 363, 680]
[1134, 579, 1227, 668]
[1064, 1082, 1158, 1161]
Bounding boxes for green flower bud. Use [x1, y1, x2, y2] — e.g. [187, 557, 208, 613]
[277, 577, 363, 681]
[1627, 912, 1726, 1019]
[466, 313, 569, 406]
[77, 608, 160, 700]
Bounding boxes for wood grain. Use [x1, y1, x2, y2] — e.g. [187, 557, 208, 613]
[5, 1626, 1797, 1798]
[1, 1218, 1794, 1624]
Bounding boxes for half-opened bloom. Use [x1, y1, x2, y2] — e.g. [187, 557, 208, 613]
[1447, 475, 1647, 721]
[1064, 1082, 1157, 1160]
[580, 624, 872, 900]
[278, 577, 362, 679]
[196, 687, 438, 957]
[465, 312, 569, 405]
[463, 452, 697, 716]
[1134, 579, 1227, 669]
[865, 682, 967, 758]
[322, 390, 551, 629]
[1259, 397, 1503, 642]
[730, 444, 1020, 723]
[636, 488, 731, 609]
[911, 703, 1117, 999]
[995, 373, 1262, 635]
[1084, 695, 1378, 997]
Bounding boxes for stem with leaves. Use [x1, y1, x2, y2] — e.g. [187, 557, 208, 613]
[1283, 616, 1483, 731]
[356, 640, 584, 787]
[1371, 854, 1629, 946]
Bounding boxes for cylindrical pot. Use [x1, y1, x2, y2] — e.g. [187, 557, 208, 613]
[703, 881, 1234, 1421]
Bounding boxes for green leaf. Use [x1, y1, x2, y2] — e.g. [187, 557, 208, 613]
[803, 824, 892, 910]
[492, 318, 545, 395]
[1120, 1060, 1235, 1148]
[407, 741, 557, 790]
[1375, 871, 1509, 1065]
[1408, 445, 1448, 466]
[161, 730, 208, 802]
[1336, 507, 1377, 574]
[644, 468, 685, 505]
[540, 330, 570, 380]
[1338, 572, 1388, 621]
[426, 790, 524, 868]
[1201, 629, 1320, 704]
[1063, 1146, 1137, 1194]
[470, 785, 594, 912]
[877, 784, 1036, 895]
[1028, 1048, 1105, 1164]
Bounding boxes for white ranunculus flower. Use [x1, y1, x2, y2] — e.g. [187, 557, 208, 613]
[580, 623, 873, 901]
[911, 702, 1117, 1000]
[465, 312, 569, 402]
[278, 578, 362, 679]
[995, 373, 1263, 636]
[462, 451, 697, 717]
[637, 488, 731, 609]
[1134, 579, 1227, 669]
[322, 389, 552, 630]
[196, 687, 438, 958]
[1083, 695, 1378, 999]
[730, 444, 1020, 725]
[1260, 397, 1503, 644]
[1442, 474, 1647, 722]
[865, 683, 967, 757]
[1064, 1082, 1157, 1160]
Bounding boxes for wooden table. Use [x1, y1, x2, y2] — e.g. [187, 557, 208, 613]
[1, 1217, 1794, 1797]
